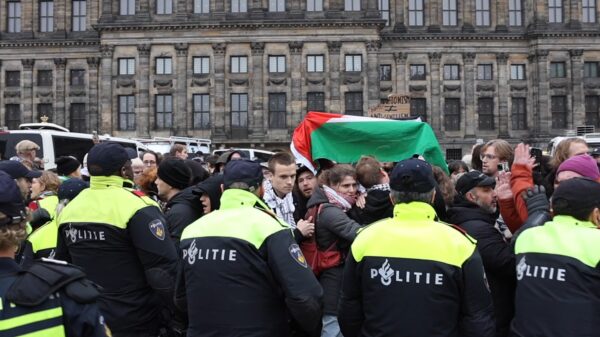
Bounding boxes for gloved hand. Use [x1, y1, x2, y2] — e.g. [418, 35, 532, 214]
[30, 208, 51, 228]
[522, 185, 549, 215]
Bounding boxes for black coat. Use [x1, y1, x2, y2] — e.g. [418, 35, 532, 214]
[164, 187, 204, 244]
[447, 200, 515, 337]
[357, 189, 393, 225]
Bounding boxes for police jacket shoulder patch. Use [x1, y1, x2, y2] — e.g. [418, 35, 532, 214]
[6, 258, 101, 306]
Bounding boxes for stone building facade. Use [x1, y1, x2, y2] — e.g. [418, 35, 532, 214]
[1, 0, 600, 157]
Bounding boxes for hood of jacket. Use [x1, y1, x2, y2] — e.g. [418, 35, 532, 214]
[193, 175, 223, 211]
[166, 186, 203, 214]
[447, 197, 497, 225]
[306, 186, 329, 209]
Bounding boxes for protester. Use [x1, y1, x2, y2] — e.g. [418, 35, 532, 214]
[545, 137, 589, 196]
[170, 144, 188, 160]
[142, 150, 161, 168]
[191, 174, 223, 214]
[11, 140, 40, 165]
[0, 160, 42, 200]
[338, 158, 495, 337]
[555, 154, 600, 187]
[55, 156, 82, 180]
[184, 159, 209, 185]
[263, 152, 300, 226]
[28, 171, 61, 231]
[481, 140, 514, 178]
[136, 166, 159, 201]
[354, 156, 393, 225]
[448, 159, 469, 183]
[471, 143, 484, 171]
[293, 164, 319, 223]
[131, 157, 145, 181]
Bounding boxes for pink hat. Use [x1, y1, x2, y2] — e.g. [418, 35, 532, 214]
[556, 154, 600, 180]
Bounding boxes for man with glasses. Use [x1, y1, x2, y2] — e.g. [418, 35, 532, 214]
[480, 139, 514, 178]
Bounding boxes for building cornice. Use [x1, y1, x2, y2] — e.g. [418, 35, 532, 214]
[0, 39, 99, 48]
[383, 29, 600, 41]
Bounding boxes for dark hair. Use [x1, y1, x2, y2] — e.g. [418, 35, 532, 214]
[356, 156, 382, 188]
[552, 198, 596, 222]
[142, 150, 161, 164]
[169, 144, 187, 157]
[432, 166, 455, 206]
[327, 164, 356, 186]
[390, 189, 435, 205]
[267, 152, 296, 173]
[471, 144, 483, 171]
[448, 160, 469, 175]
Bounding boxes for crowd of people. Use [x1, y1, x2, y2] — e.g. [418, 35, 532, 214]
[1, 136, 600, 337]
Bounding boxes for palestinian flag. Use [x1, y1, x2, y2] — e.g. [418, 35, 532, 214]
[291, 112, 448, 173]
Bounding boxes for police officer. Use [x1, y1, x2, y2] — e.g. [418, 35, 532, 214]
[338, 158, 495, 337]
[176, 159, 323, 337]
[56, 142, 180, 336]
[512, 177, 600, 337]
[0, 171, 110, 337]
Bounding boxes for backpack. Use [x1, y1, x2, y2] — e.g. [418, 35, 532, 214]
[299, 204, 343, 277]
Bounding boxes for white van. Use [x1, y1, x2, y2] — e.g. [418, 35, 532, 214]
[135, 136, 211, 155]
[0, 129, 147, 169]
[212, 148, 275, 162]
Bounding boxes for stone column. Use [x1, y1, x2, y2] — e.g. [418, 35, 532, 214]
[99, 45, 114, 132]
[289, 41, 303, 127]
[175, 43, 189, 133]
[496, 0, 508, 30]
[214, 0, 225, 19]
[250, 42, 265, 137]
[533, 50, 549, 136]
[428, 52, 441, 134]
[570, 49, 584, 129]
[365, 0, 380, 18]
[394, 52, 407, 94]
[22, 59, 35, 123]
[101, 0, 113, 19]
[366, 40, 381, 114]
[54, 58, 67, 126]
[211, 43, 227, 138]
[250, 0, 264, 19]
[428, 0, 440, 31]
[328, 41, 341, 112]
[496, 52, 510, 136]
[87, 57, 101, 132]
[463, 52, 476, 137]
[569, 0, 582, 28]
[177, 0, 187, 18]
[462, 0, 474, 31]
[289, 0, 302, 18]
[56, 0, 66, 31]
[137, 44, 151, 136]
[393, 0, 405, 32]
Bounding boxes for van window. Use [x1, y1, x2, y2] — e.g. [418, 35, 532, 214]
[253, 151, 272, 162]
[52, 135, 94, 163]
[0, 133, 44, 160]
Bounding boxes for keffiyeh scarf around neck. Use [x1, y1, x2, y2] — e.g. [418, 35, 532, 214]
[262, 179, 296, 227]
[323, 185, 355, 212]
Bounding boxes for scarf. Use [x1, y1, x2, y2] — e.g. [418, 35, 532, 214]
[262, 179, 296, 227]
[323, 185, 355, 212]
[367, 183, 391, 192]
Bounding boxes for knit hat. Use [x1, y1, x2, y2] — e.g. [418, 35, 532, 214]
[56, 156, 81, 176]
[58, 178, 89, 201]
[556, 154, 600, 180]
[184, 160, 209, 185]
[157, 159, 192, 190]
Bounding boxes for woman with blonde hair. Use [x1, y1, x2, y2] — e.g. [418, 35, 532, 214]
[27, 171, 62, 259]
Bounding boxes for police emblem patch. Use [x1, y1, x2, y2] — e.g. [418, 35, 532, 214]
[289, 244, 308, 268]
[149, 219, 166, 240]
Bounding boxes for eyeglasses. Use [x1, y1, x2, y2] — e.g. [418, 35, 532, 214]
[480, 154, 497, 161]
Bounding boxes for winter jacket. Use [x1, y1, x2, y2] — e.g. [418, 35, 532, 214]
[164, 187, 204, 244]
[306, 187, 362, 314]
[448, 199, 515, 337]
[357, 189, 393, 225]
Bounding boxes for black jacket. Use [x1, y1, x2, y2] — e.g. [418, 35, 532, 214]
[357, 189, 393, 225]
[164, 186, 204, 244]
[306, 187, 362, 315]
[448, 199, 515, 337]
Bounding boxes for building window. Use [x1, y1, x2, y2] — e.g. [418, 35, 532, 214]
[307, 55, 324, 72]
[230, 56, 248, 73]
[37, 70, 53, 87]
[120, 0, 135, 15]
[410, 64, 426, 80]
[444, 98, 460, 130]
[194, 0, 209, 13]
[155, 57, 172, 75]
[410, 98, 427, 121]
[510, 64, 526, 80]
[119, 58, 135, 75]
[548, 0, 563, 23]
[408, 0, 424, 26]
[478, 97, 494, 130]
[40, 0, 54, 32]
[509, 0, 522, 26]
[512, 97, 527, 130]
[307, 0, 322, 11]
[72, 0, 86, 31]
[231, 93, 248, 128]
[156, 0, 172, 14]
[345, 54, 362, 72]
[70, 103, 86, 133]
[550, 62, 566, 78]
[379, 0, 390, 25]
[7, 2, 21, 33]
[193, 94, 210, 129]
[345, 92, 363, 116]
[269, 93, 286, 128]
[118, 95, 136, 131]
[269, 55, 286, 73]
[307, 92, 325, 112]
[345, 0, 360, 11]
[583, 0, 596, 23]
[585, 62, 599, 78]
[379, 65, 391, 81]
[6, 71, 20, 87]
[477, 64, 493, 80]
[231, 0, 247, 12]
[586, 95, 600, 127]
[155, 95, 173, 129]
[442, 0, 457, 26]
[446, 148, 463, 160]
[443, 64, 460, 80]
[475, 0, 490, 26]
[269, 0, 284, 12]
[5, 104, 21, 130]
[70, 69, 85, 86]
[37, 104, 53, 122]
[193, 56, 210, 74]
[551, 95, 567, 128]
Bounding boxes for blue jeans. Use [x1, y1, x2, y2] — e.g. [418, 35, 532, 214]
[322, 314, 343, 337]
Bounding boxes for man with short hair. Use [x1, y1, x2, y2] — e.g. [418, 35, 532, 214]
[11, 140, 40, 164]
[170, 144, 188, 160]
[448, 171, 515, 337]
[339, 158, 495, 337]
[177, 159, 323, 336]
[355, 156, 393, 225]
[0, 160, 42, 200]
[293, 165, 318, 223]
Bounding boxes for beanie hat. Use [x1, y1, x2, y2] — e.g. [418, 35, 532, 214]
[556, 154, 600, 180]
[58, 178, 89, 201]
[56, 156, 81, 176]
[157, 159, 192, 190]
